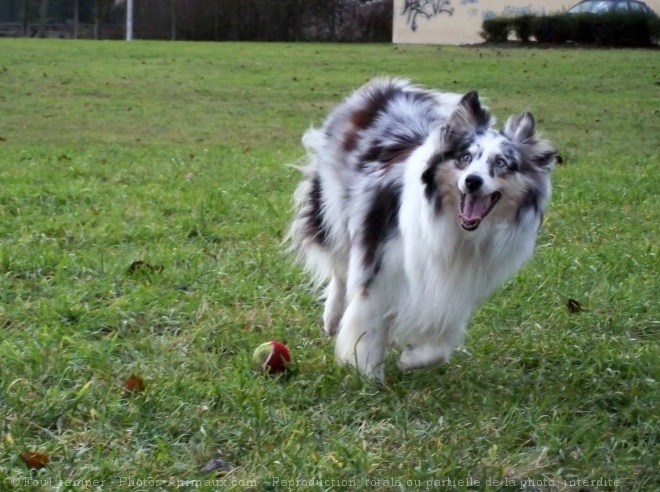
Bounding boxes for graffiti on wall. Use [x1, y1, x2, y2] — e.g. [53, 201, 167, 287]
[402, 0, 455, 31]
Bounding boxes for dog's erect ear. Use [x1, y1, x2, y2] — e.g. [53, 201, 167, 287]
[458, 91, 492, 130]
[445, 91, 493, 145]
[460, 91, 481, 114]
[504, 112, 536, 143]
[505, 112, 556, 169]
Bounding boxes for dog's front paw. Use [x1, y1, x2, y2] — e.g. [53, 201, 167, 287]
[323, 314, 341, 336]
[398, 344, 450, 372]
[323, 277, 346, 336]
[335, 340, 385, 382]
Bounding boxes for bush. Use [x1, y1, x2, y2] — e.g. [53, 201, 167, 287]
[511, 15, 534, 43]
[482, 12, 659, 47]
[531, 15, 572, 43]
[565, 13, 596, 44]
[651, 16, 660, 45]
[480, 18, 511, 42]
[593, 12, 655, 47]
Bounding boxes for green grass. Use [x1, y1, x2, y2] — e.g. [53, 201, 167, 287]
[0, 39, 658, 491]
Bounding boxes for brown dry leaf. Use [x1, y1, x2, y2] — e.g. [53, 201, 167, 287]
[126, 261, 164, 275]
[124, 374, 146, 393]
[20, 451, 49, 469]
[566, 298, 583, 313]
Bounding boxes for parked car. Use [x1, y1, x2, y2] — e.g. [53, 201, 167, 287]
[567, 0, 658, 15]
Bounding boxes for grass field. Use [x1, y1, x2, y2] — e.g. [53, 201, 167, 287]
[0, 39, 658, 491]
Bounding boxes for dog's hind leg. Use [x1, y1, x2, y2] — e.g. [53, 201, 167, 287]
[323, 273, 346, 336]
[335, 291, 388, 382]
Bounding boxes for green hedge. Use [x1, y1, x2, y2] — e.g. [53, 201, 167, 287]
[481, 18, 511, 43]
[481, 12, 659, 47]
[511, 15, 534, 43]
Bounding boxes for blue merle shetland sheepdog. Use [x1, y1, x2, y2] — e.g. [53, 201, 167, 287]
[290, 78, 556, 382]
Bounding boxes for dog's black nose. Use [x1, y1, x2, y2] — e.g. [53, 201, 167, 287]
[465, 174, 483, 192]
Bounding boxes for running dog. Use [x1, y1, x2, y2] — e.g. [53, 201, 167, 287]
[290, 78, 556, 381]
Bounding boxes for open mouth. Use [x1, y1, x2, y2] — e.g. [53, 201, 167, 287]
[459, 192, 502, 231]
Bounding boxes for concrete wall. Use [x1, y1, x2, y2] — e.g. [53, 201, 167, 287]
[393, 0, 660, 45]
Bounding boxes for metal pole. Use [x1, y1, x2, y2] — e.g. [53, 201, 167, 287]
[126, 0, 134, 41]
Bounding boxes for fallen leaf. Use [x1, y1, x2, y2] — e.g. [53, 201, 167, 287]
[20, 451, 49, 469]
[123, 374, 145, 393]
[200, 457, 230, 474]
[566, 298, 583, 313]
[126, 261, 164, 275]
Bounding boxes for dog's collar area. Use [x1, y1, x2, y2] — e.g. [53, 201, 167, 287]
[459, 191, 502, 231]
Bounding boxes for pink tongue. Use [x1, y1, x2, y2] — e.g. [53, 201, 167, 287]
[462, 195, 490, 220]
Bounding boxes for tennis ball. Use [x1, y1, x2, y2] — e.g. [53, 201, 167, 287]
[252, 341, 291, 374]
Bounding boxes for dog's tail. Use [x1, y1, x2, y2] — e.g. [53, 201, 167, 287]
[286, 127, 334, 287]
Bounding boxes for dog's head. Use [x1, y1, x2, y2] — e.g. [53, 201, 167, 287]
[423, 91, 556, 231]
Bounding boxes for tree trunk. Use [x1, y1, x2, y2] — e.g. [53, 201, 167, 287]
[22, 0, 29, 37]
[37, 0, 49, 38]
[94, 0, 101, 40]
[73, 0, 79, 39]
[170, 0, 176, 41]
[331, 1, 337, 42]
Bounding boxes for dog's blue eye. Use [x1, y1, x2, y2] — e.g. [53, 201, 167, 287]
[495, 158, 507, 168]
[460, 153, 472, 163]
